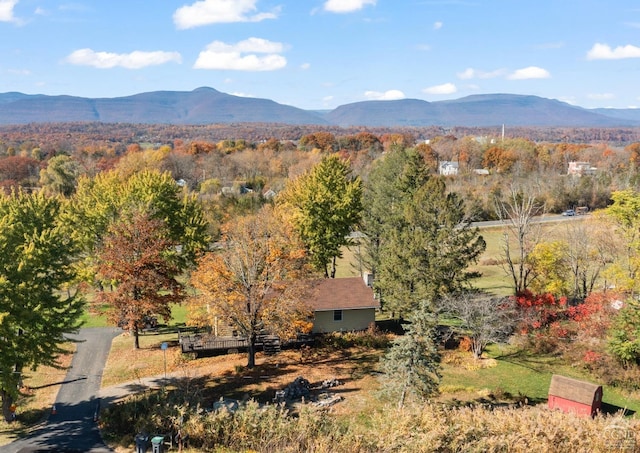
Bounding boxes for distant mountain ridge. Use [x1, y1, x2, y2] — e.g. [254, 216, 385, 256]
[0, 87, 638, 128]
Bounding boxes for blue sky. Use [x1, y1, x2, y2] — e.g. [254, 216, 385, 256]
[2, 0, 640, 110]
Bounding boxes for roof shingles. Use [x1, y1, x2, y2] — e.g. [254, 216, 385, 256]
[307, 277, 379, 311]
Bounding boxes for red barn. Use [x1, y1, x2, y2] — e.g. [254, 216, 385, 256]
[548, 374, 603, 417]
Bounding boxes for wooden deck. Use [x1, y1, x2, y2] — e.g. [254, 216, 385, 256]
[179, 329, 313, 356]
[180, 334, 249, 353]
[179, 331, 283, 355]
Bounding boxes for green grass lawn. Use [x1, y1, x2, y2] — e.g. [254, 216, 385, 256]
[440, 345, 640, 416]
[80, 302, 189, 328]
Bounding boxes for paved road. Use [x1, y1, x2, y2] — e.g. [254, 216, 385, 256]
[472, 213, 588, 229]
[0, 327, 121, 453]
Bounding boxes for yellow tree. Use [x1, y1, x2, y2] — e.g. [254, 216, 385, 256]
[278, 154, 362, 278]
[527, 241, 571, 296]
[189, 206, 312, 368]
[602, 190, 640, 295]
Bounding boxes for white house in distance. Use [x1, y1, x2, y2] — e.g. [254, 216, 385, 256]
[306, 275, 379, 334]
[568, 161, 597, 176]
[439, 161, 459, 176]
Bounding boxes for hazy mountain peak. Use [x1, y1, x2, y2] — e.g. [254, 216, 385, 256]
[0, 88, 637, 127]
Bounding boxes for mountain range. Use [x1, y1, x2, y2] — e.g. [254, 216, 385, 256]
[1, 87, 639, 128]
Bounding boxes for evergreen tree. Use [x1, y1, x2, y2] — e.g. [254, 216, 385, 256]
[379, 302, 441, 408]
[361, 148, 430, 282]
[363, 148, 485, 316]
[609, 299, 640, 366]
[0, 192, 83, 422]
[39, 154, 80, 197]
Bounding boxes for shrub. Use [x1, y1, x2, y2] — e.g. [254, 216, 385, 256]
[609, 299, 640, 367]
[318, 326, 391, 350]
[514, 291, 568, 334]
[104, 391, 640, 452]
[458, 336, 472, 352]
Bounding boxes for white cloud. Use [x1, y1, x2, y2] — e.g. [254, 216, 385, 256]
[7, 68, 31, 75]
[587, 93, 615, 100]
[300, 62, 311, 70]
[0, 0, 18, 22]
[194, 37, 287, 71]
[507, 66, 550, 80]
[323, 0, 376, 14]
[65, 49, 182, 69]
[586, 43, 640, 60]
[559, 96, 577, 105]
[433, 21, 443, 30]
[457, 67, 505, 80]
[174, 0, 278, 29]
[422, 83, 457, 95]
[364, 89, 405, 101]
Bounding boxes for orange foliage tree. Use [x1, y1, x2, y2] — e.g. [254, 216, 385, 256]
[482, 146, 516, 173]
[96, 210, 186, 349]
[189, 206, 313, 368]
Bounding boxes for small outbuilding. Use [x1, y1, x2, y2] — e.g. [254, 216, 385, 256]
[548, 374, 603, 417]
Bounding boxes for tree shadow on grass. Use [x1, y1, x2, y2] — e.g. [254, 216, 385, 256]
[493, 349, 562, 373]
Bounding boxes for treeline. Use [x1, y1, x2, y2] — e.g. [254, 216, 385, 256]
[3, 123, 640, 223]
[1, 122, 640, 152]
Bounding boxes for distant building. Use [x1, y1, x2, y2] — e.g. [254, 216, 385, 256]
[568, 161, 597, 176]
[439, 161, 459, 176]
[263, 189, 277, 200]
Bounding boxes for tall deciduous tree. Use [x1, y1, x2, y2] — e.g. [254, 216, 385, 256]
[527, 241, 571, 296]
[494, 185, 545, 295]
[279, 155, 362, 278]
[0, 191, 83, 422]
[96, 210, 185, 349]
[604, 189, 640, 296]
[189, 206, 312, 368]
[68, 170, 209, 272]
[562, 218, 614, 300]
